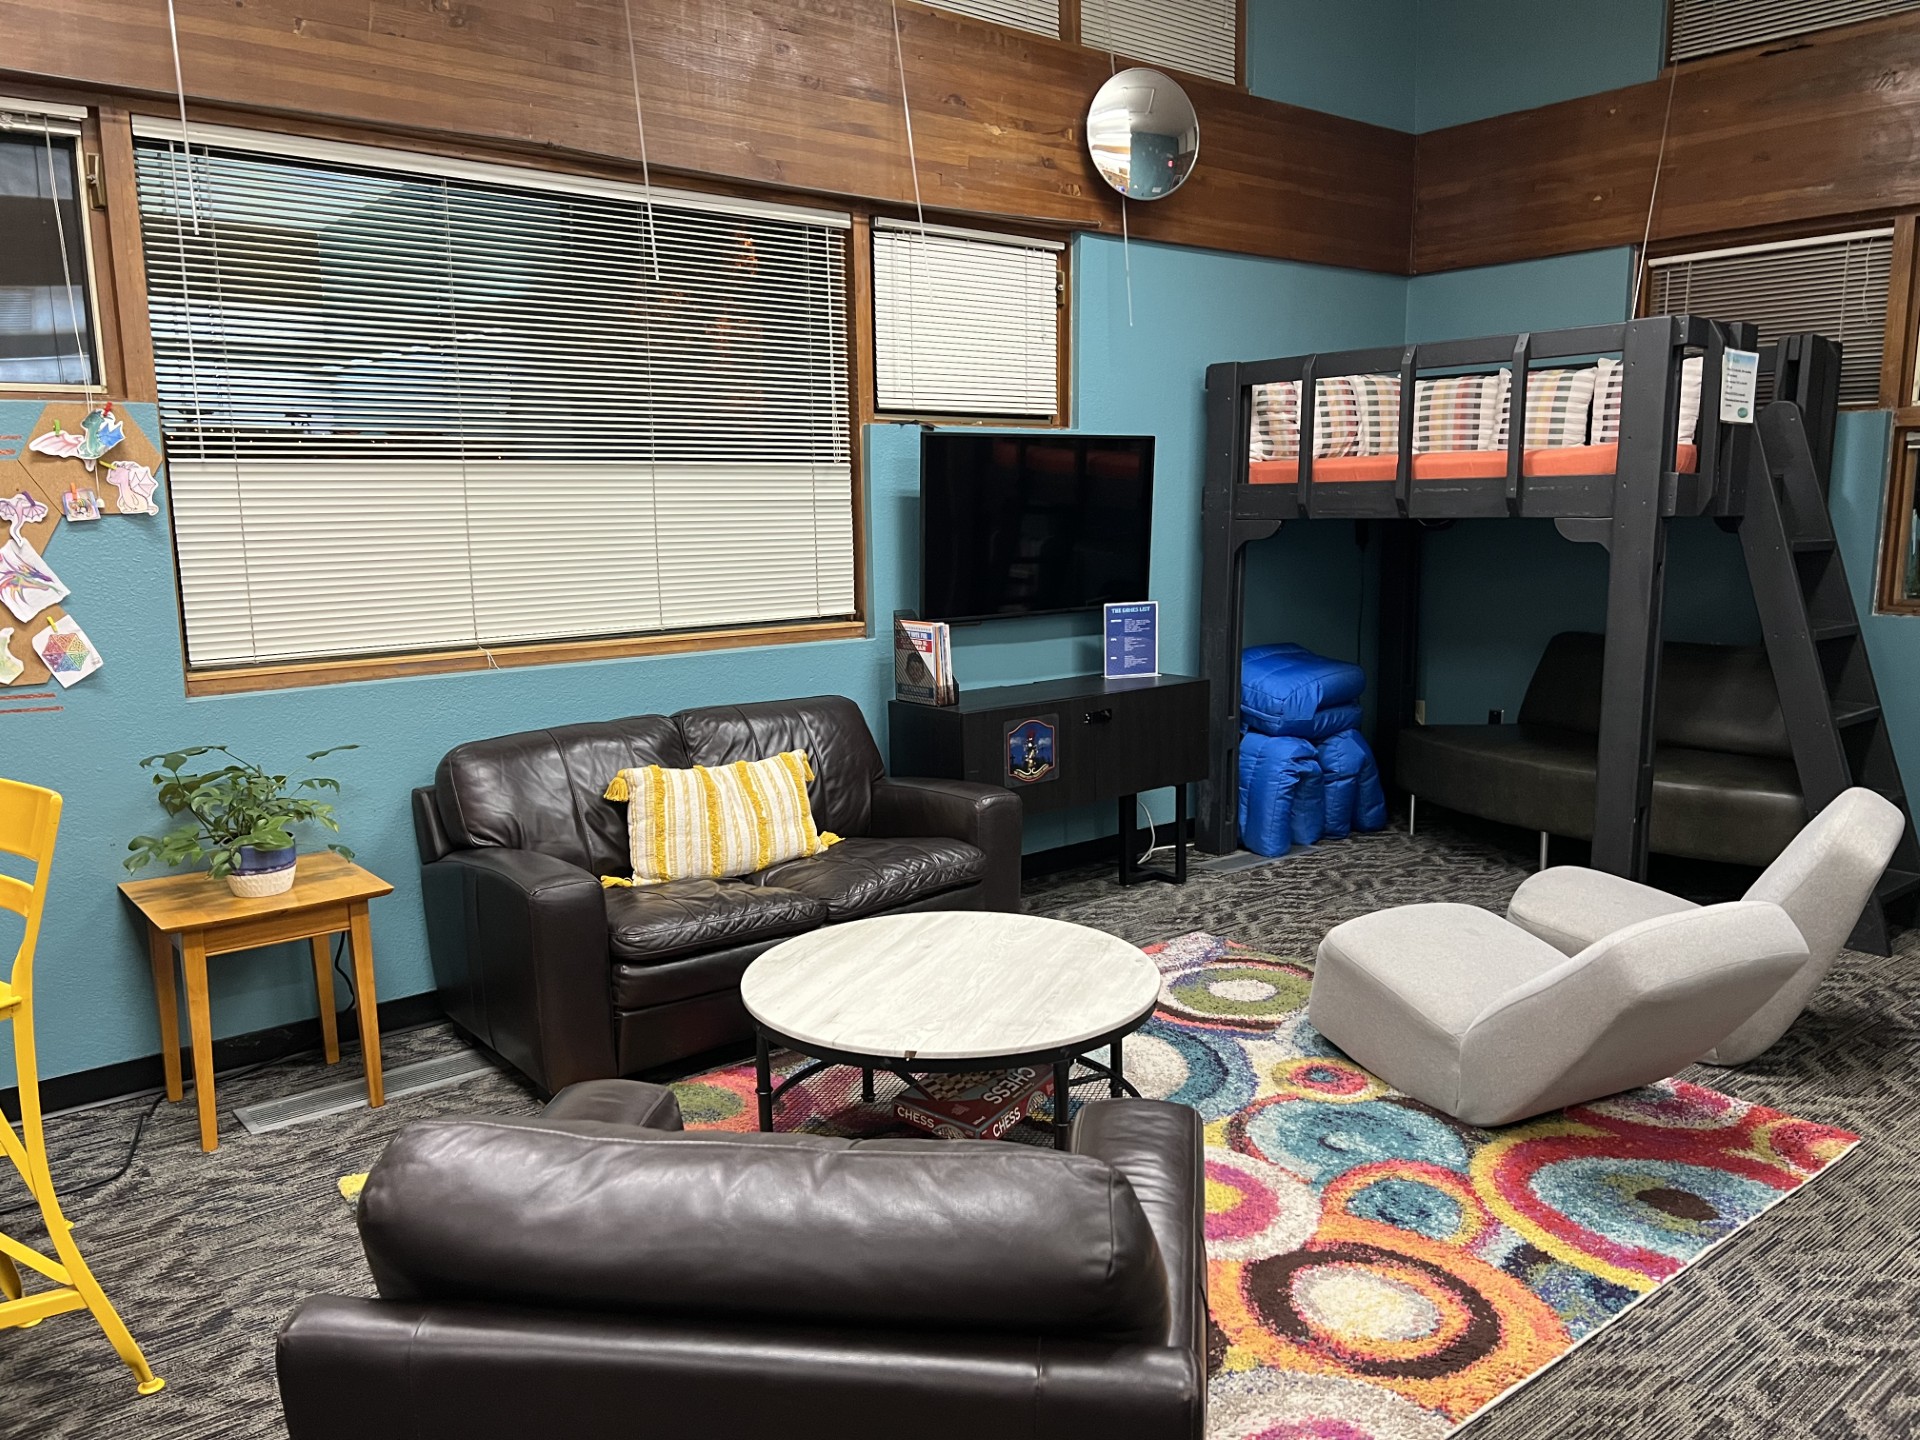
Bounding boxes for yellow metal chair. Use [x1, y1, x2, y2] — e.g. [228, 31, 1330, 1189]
[0, 778, 162, 1395]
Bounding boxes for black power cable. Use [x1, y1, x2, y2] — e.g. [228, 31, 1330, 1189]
[0, 1089, 167, 1218]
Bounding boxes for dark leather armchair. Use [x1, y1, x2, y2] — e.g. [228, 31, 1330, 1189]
[412, 696, 1022, 1094]
[277, 1082, 1207, 1440]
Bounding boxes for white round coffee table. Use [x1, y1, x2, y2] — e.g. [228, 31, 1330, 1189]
[741, 912, 1162, 1147]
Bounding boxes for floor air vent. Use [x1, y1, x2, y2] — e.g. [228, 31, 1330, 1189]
[233, 1049, 499, 1136]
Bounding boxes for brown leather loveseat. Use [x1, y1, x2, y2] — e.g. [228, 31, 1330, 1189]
[277, 1080, 1207, 1440]
[412, 695, 1022, 1094]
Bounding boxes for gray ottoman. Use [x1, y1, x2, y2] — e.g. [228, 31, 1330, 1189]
[1308, 899, 1809, 1127]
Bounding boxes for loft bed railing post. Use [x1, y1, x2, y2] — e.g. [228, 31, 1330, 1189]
[1590, 315, 1683, 879]
[1505, 333, 1532, 515]
[1197, 360, 1250, 854]
[1772, 332, 1843, 488]
[1298, 355, 1319, 516]
[1394, 346, 1417, 516]
[1374, 519, 1422, 801]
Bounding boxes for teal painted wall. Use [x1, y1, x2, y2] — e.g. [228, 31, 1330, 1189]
[1412, 0, 1665, 131]
[1245, 1, 1416, 131]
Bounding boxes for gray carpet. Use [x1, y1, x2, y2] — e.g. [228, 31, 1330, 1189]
[7, 818, 1917, 1438]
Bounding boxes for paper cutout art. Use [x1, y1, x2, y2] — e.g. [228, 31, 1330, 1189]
[28, 405, 125, 473]
[0, 491, 49, 529]
[32, 614, 101, 687]
[0, 631, 21, 685]
[61, 486, 102, 522]
[104, 460, 159, 515]
[0, 536, 69, 623]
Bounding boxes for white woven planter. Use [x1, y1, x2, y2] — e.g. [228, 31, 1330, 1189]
[226, 860, 297, 898]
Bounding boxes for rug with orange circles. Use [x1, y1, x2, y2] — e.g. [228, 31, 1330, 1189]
[669, 930, 1859, 1440]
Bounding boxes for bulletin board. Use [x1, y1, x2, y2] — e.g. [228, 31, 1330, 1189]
[0, 399, 165, 688]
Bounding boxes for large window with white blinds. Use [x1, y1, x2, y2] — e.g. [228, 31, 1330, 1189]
[1669, 0, 1920, 62]
[1647, 229, 1892, 408]
[1079, 0, 1238, 84]
[924, 0, 1059, 38]
[872, 220, 1063, 419]
[131, 120, 855, 671]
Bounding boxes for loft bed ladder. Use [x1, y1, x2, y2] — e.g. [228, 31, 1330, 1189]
[1734, 373, 1920, 953]
[1196, 321, 1916, 955]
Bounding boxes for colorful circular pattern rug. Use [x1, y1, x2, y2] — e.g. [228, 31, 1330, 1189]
[674, 930, 1859, 1438]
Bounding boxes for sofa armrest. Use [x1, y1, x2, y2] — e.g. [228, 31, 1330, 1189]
[420, 847, 614, 1095]
[1071, 1100, 1206, 1362]
[278, 1296, 1204, 1440]
[869, 777, 1023, 912]
[543, 1079, 683, 1131]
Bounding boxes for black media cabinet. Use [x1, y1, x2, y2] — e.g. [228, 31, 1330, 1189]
[888, 673, 1209, 886]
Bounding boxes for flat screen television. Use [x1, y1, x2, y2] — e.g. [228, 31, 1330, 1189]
[919, 433, 1154, 624]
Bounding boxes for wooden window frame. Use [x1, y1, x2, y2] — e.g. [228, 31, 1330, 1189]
[25, 88, 874, 695]
[1878, 429, 1920, 616]
[862, 212, 1074, 429]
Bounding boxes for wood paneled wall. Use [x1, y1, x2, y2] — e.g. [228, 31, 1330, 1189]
[0, 0, 1411, 273]
[1415, 15, 1920, 273]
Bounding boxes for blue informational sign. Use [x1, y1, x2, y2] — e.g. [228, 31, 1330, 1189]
[1104, 601, 1158, 679]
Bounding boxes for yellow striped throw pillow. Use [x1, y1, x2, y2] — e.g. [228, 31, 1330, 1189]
[601, 750, 838, 887]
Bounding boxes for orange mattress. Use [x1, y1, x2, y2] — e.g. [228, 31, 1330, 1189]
[1250, 443, 1699, 485]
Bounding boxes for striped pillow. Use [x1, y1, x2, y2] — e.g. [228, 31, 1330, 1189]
[1248, 379, 1362, 462]
[602, 750, 838, 887]
[1592, 355, 1703, 446]
[1349, 374, 1402, 457]
[1493, 367, 1599, 449]
[1413, 375, 1502, 453]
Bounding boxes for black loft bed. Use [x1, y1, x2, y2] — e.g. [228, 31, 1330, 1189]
[1195, 316, 1919, 952]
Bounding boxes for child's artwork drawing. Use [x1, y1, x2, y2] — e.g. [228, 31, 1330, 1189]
[0, 630, 21, 686]
[61, 486, 102, 522]
[0, 536, 69, 623]
[32, 614, 101, 688]
[0, 491, 49, 529]
[104, 460, 160, 515]
[28, 406, 126, 473]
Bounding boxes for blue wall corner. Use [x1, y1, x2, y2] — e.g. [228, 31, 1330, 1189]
[1412, 0, 1667, 132]
[1246, 0, 1417, 131]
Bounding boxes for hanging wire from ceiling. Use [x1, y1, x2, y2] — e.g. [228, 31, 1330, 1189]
[619, 0, 671, 637]
[887, 0, 930, 409]
[1629, 60, 1682, 320]
[164, 0, 262, 661]
[40, 120, 96, 417]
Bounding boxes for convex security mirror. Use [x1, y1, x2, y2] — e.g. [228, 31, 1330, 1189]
[1087, 67, 1200, 200]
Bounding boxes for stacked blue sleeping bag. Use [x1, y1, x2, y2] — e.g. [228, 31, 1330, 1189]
[1237, 644, 1388, 856]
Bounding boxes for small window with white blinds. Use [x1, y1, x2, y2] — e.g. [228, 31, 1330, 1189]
[1647, 229, 1893, 408]
[1079, 0, 1238, 84]
[131, 121, 855, 672]
[923, 0, 1059, 38]
[1669, 0, 1920, 62]
[872, 220, 1063, 419]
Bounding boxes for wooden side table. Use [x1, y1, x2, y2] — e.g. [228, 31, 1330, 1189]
[118, 853, 394, 1152]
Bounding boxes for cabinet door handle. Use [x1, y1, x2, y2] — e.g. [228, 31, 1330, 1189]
[1083, 708, 1113, 725]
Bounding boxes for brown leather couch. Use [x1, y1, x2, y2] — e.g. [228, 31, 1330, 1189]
[412, 695, 1022, 1095]
[1397, 631, 1806, 866]
[277, 1081, 1207, 1440]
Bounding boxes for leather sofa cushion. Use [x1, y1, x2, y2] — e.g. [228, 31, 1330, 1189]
[359, 1117, 1172, 1343]
[1398, 723, 1805, 866]
[605, 881, 825, 966]
[436, 716, 690, 873]
[748, 836, 985, 921]
[677, 696, 885, 838]
[1518, 632, 1791, 759]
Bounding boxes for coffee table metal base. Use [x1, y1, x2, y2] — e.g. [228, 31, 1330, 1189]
[754, 1009, 1152, 1150]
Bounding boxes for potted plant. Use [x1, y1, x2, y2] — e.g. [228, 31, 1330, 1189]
[125, 744, 358, 897]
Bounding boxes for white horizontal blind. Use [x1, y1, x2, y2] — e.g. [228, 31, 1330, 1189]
[132, 126, 854, 668]
[923, 0, 1059, 37]
[1669, 0, 1920, 61]
[1080, 0, 1237, 83]
[1648, 229, 1892, 407]
[873, 222, 1062, 417]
